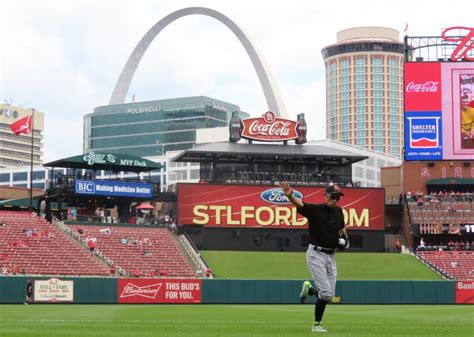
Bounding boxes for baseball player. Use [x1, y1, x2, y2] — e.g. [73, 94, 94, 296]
[280, 182, 349, 333]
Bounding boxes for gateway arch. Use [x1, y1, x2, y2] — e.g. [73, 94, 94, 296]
[109, 7, 288, 117]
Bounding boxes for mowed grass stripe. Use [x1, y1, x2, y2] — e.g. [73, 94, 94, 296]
[201, 251, 442, 279]
[0, 304, 470, 337]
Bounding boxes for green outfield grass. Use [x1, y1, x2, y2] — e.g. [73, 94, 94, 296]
[0, 304, 470, 337]
[201, 251, 442, 280]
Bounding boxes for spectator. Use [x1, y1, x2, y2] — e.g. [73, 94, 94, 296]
[454, 241, 460, 251]
[25, 228, 33, 237]
[459, 241, 466, 251]
[87, 239, 96, 252]
[133, 268, 141, 277]
[170, 221, 178, 234]
[120, 237, 128, 245]
[419, 237, 426, 250]
[448, 240, 455, 251]
[395, 239, 401, 253]
[417, 196, 424, 206]
[70, 208, 77, 221]
[99, 208, 106, 223]
[1, 222, 7, 227]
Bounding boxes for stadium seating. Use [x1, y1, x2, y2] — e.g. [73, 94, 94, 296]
[0, 210, 110, 276]
[407, 193, 473, 225]
[65, 224, 195, 278]
[417, 251, 474, 280]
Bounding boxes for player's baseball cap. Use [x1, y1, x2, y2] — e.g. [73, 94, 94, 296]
[325, 185, 344, 197]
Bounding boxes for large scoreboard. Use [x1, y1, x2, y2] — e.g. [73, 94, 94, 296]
[404, 62, 474, 161]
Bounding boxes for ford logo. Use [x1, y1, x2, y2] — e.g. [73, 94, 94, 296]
[260, 188, 303, 204]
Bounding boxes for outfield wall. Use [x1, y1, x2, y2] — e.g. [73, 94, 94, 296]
[1, 277, 469, 304]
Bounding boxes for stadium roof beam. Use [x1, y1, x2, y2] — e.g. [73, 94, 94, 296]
[172, 142, 367, 166]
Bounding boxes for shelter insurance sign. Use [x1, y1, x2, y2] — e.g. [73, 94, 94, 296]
[74, 179, 153, 198]
[118, 279, 202, 303]
[177, 184, 385, 230]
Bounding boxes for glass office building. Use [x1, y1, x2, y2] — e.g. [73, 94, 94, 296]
[84, 96, 249, 157]
[321, 27, 404, 158]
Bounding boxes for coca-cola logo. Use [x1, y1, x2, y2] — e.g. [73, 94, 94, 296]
[406, 81, 439, 93]
[120, 282, 162, 299]
[241, 111, 298, 142]
[249, 120, 292, 136]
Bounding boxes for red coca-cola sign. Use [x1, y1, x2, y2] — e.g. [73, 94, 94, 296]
[241, 111, 298, 142]
[118, 278, 202, 303]
[404, 63, 442, 112]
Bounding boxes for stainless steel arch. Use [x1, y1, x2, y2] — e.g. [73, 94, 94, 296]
[109, 7, 287, 117]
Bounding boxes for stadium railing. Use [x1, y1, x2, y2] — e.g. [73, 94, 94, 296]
[178, 233, 213, 278]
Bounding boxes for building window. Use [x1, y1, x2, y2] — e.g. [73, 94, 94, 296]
[0, 173, 10, 183]
[13, 172, 27, 181]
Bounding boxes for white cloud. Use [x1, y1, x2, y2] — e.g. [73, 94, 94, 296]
[1, 0, 472, 162]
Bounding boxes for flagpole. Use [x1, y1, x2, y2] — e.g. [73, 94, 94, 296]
[29, 108, 35, 211]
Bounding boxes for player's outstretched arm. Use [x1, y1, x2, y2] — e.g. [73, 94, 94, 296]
[279, 181, 304, 208]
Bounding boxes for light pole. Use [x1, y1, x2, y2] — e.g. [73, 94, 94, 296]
[155, 141, 165, 155]
[156, 141, 166, 192]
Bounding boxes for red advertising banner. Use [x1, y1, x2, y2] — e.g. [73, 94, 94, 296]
[241, 111, 298, 142]
[177, 184, 385, 230]
[455, 280, 474, 304]
[404, 62, 442, 112]
[118, 278, 202, 304]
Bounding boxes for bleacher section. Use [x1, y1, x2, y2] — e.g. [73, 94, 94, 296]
[407, 193, 473, 225]
[0, 211, 110, 276]
[417, 251, 474, 280]
[66, 224, 195, 278]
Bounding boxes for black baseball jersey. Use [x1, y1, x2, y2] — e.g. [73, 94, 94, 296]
[297, 202, 344, 248]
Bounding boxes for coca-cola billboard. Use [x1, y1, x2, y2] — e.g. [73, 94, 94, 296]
[241, 111, 298, 142]
[404, 62, 442, 112]
[404, 61, 474, 161]
[118, 279, 202, 304]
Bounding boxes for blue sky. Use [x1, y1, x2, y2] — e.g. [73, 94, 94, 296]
[1, 0, 472, 161]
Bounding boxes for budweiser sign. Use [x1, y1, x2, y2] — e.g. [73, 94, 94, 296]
[241, 111, 298, 142]
[441, 26, 474, 62]
[120, 282, 162, 299]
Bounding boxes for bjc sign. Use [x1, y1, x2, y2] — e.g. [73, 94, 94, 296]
[118, 279, 202, 303]
[404, 63, 442, 112]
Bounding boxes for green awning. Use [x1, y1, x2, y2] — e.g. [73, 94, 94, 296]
[44, 152, 161, 172]
[0, 197, 66, 210]
[426, 178, 474, 186]
[0, 197, 39, 208]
